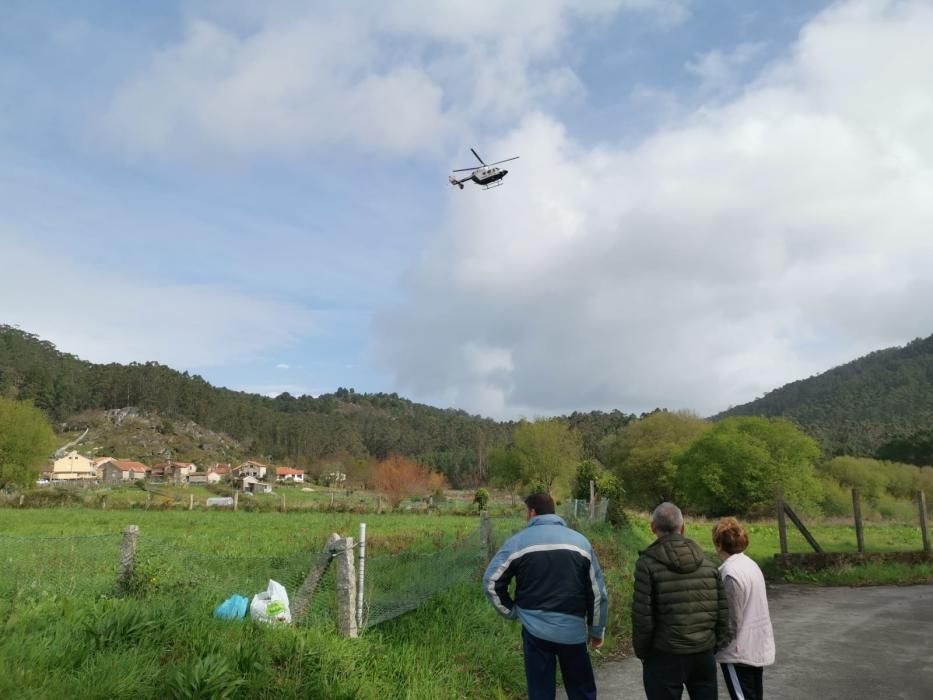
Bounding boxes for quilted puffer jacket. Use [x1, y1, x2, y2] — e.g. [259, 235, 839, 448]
[631, 533, 729, 659]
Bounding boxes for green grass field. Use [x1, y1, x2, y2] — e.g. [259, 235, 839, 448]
[0, 506, 930, 698]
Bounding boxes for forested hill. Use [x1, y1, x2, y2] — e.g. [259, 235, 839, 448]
[716, 334, 933, 457]
[0, 326, 634, 484]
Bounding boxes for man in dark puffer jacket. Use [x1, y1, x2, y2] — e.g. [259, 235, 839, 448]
[632, 502, 730, 699]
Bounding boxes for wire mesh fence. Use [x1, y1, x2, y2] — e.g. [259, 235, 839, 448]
[0, 513, 524, 633]
[0, 533, 122, 599]
[564, 498, 609, 524]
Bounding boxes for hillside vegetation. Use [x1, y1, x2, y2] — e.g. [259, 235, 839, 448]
[717, 334, 933, 457]
[0, 326, 634, 485]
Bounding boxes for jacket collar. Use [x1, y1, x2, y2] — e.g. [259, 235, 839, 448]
[527, 513, 567, 528]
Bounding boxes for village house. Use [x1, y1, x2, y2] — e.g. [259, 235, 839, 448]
[47, 451, 97, 481]
[275, 467, 305, 483]
[187, 472, 209, 485]
[235, 460, 269, 479]
[205, 464, 231, 484]
[152, 460, 198, 482]
[102, 460, 149, 482]
[239, 475, 272, 494]
[91, 457, 113, 479]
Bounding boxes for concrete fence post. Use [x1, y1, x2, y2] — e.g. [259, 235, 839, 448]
[281, 494, 286, 513]
[335, 536, 358, 638]
[233, 491, 239, 512]
[117, 524, 139, 595]
[189, 494, 194, 511]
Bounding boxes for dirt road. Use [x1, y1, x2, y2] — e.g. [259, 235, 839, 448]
[561, 583, 933, 699]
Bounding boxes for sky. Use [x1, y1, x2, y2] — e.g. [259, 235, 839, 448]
[4, 0, 933, 420]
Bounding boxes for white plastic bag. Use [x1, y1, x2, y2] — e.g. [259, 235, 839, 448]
[250, 579, 292, 625]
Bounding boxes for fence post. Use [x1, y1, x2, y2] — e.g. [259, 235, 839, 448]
[776, 488, 788, 555]
[117, 524, 139, 595]
[281, 494, 286, 513]
[919, 491, 930, 554]
[335, 535, 358, 638]
[189, 494, 194, 511]
[145, 493, 151, 510]
[233, 491, 239, 511]
[19, 494, 24, 507]
[480, 510, 492, 562]
[589, 480, 596, 522]
[852, 488, 864, 553]
[357, 522, 367, 630]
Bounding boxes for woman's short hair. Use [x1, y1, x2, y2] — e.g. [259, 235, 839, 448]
[712, 517, 749, 554]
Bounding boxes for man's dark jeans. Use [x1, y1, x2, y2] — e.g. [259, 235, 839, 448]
[522, 627, 597, 700]
[642, 649, 718, 700]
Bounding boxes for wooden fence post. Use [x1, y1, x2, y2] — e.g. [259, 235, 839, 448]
[334, 535, 358, 638]
[117, 524, 139, 595]
[776, 488, 788, 555]
[852, 488, 864, 553]
[233, 491, 239, 512]
[292, 533, 339, 622]
[281, 494, 286, 513]
[919, 491, 930, 554]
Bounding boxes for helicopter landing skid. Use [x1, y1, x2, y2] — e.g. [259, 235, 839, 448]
[482, 181, 504, 190]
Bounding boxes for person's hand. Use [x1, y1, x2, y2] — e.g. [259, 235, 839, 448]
[589, 636, 603, 650]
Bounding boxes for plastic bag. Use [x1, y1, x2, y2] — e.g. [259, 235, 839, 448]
[250, 579, 291, 624]
[213, 594, 249, 620]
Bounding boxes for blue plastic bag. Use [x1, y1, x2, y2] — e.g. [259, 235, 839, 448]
[213, 594, 249, 620]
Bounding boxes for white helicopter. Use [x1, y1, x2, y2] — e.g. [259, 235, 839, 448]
[449, 148, 519, 190]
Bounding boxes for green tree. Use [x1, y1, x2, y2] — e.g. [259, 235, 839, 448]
[0, 397, 57, 489]
[674, 416, 822, 516]
[487, 445, 524, 504]
[512, 418, 582, 494]
[599, 411, 710, 510]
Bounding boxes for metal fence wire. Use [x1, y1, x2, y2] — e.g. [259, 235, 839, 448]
[0, 514, 527, 633]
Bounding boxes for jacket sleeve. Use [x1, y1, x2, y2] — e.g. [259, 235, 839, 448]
[631, 556, 654, 659]
[715, 568, 731, 650]
[482, 537, 519, 620]
[586, 545, 609, 640]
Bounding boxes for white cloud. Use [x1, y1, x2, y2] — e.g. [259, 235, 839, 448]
[373, 0, 933, 418]
[275, 363, 290, 369]
[0, 233, 314, 368]
[103, 1, 685, 158]
[686, 42, 767, 95]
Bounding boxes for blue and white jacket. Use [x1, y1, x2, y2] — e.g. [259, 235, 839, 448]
[483, 514, 608, 644]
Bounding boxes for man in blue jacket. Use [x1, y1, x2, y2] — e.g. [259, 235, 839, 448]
[483, 492, 608, 700]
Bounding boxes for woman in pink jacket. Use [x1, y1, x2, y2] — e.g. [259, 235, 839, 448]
[713, 517, 775, 700]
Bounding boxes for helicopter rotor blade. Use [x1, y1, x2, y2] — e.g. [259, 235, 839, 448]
[486, 156, 519, 166]
[451, 167, 478, 172]
[471, 148, 486, 165]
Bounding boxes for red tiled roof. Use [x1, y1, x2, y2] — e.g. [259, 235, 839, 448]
[110, 460, 149, 473]
[276, 467, 305, 476]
